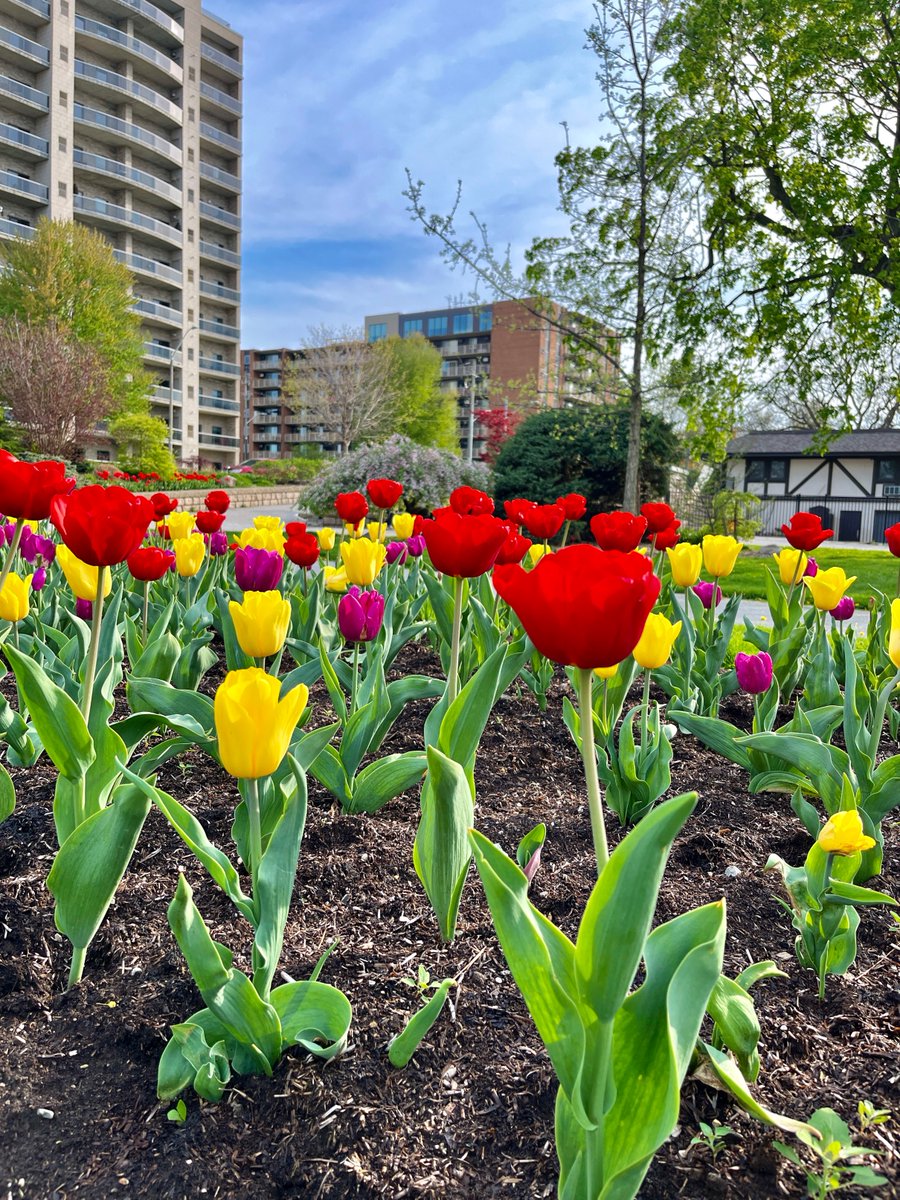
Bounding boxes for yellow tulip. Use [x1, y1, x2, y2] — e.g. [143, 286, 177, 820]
[174, 532, 205, 577]
[0, 571, 31, 622]
[236, 526, 285, 555]
[317, 527, 336, 551]
[889, 598, 900, 669]
[253, 515, 284, 534]
[593, 663, 619, 680]
[166, 510, 196, 540]
[340, 538, 387, 586]
[702, 535, 743, 578]
[633, 612, 682, 670]
[803, 567, 856, 611]
[817, 810, 876, 856]
[343, 521, 364, 539]
[666, 543, 703, 587]
[367, 521, 388, 543]
[229, 590, 291, 658]
[772, 546, 808, 585]
[528, 544, 550, 565]
[214, 668, 308, 779]
[392, 512, 415, 540]
[324, 565, 348, 592]
[56, 544, 112, 602]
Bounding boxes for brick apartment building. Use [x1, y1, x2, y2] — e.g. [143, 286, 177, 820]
[241, 299, 618, 462]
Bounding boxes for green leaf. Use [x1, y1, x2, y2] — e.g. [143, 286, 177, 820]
[697, 1044, 820, 1137]
[388, 978, 456, 1068]
[825, 879, 897, 907]
[309, 744, 352, 809]
[516, 823, 547, 874]
[437, 643, 507, 776]
[348, 751, 427, 814]
[270, 979, 352, 1059]
[670, 711, 752, 771]
[126, 676, 214, 739]
[47, 783, 151, 950]
[413, 746, 474, 941]
[169, 1023, 231, 1102]
[707, 973, 761, 1080]
[3, 643, 94, 780]
[0, 760, 14, 823]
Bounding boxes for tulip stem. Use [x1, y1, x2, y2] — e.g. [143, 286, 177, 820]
[350, 642, 360, 715]
[68, 946, 86, 990]
[142, 580, 149, 644]
[448, 576, 464, 706]
[641, 670, 651, 751]
[0, 516, 25, 596]
[81, 568, 106, 725]
[246, 776, 263, 887]
[577, 667, 608, 874]
[561, 519, 571, 548]
[706, 585, 717, 646]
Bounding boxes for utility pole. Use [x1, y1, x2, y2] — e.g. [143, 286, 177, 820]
[168, 324, 197, 457]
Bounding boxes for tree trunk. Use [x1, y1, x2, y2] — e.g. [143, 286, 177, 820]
[623, 82, 649, 515]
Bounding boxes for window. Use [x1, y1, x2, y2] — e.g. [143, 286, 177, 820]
[368, 322, 387, 342]
[402, 318, 423, 336]
[876, 458, 900, 484]
[453, 313, 473, 334]
[96, 449, 110, 461]
[478, 310, 492, 331]
[745, 457, 787, 483]
[428, 316, 448, 336]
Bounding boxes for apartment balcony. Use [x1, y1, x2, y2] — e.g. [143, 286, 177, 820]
[200, 40, 241, 79]
[0, 169, 47, 203]
[94, 0, 183, 44]
[0, 121, 48, 159]
[143, 341, 174, 361]
[0, 0, 50, 25]
[74, 15, 182, 85]
[199, 279, 239, 303]
[133, 297, 181, 326]
[73, 148, 181, 206]
[199, 78, 240, 117]
[114, 247, 182, 286]
[199, 160, 239, 193]
[199, 240, 239, 267]
[74, 104, 181, 167]
[198, 120, 240, 156]
[199, 393, 239, 413]
[74, 59, 182, 125]
[74, 194, 182, 248]
[198, 316, 239, 340]
[152, 385, 181, 405]
[0, 215, 34, 239]
[0, 75, 48, 114]
[0, 24, 48, 65]
[199, 199, 240, 230]
[199, 356, 240, 377]
[198, 431, 239, 448]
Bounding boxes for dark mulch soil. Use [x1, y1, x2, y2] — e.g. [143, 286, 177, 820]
[1, 643, 898, 1199]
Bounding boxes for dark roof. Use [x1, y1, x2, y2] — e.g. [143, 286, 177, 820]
[727, 429, 900, 457]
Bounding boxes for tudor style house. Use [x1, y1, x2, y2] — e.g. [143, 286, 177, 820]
[726, 429, 900, 543]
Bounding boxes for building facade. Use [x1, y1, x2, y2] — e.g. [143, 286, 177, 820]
[0, 0, 242, 468]
[241, 346, 340, 460]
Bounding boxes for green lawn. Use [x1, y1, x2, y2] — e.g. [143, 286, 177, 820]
[716, 546, 899, 602]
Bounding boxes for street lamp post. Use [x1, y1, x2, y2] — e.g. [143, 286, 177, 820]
[168, 324, 197, 457]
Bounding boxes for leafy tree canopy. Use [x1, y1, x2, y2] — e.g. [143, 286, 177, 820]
[378, 333, 459, 451]
[109, 411, 175, 477]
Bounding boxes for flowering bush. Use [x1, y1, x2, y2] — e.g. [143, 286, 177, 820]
[302, 436, 491, 516]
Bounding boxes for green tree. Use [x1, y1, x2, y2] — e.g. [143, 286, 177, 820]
[493, 403, 679, 513]
[670, 0, 900, 432]
[0, 218, 150, 413]
[109, 411, 175, 477]
[379, 333, 458, 450]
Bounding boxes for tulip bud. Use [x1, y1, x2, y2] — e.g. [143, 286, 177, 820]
[692, 581, 722, 610]
[734, 650, 773, 695]
[804, 557, 818, 577]
[75, 597, 93, 620]
[392, 513, 416, 540]
[385, 540, 408, 565]
[235, 546, 284, 591]
[31, 566, 46, 591]
[338, 586, 385, 643]
[207, 530, 229, 556]
[817, 809, 875, 856]
[829, 596, 855, 622]
[405, 534, 426, 558]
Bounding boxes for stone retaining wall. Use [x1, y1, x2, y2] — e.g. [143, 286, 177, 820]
[135, 486, 303, 511]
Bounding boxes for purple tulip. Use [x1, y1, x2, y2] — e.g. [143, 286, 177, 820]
[405, 534, 426, 558]
[338, 585, 385, 643]
[31, 566, 46, 591]
[804, 557, 818, 577]
[234, 546, 283, 591]
[734, 650, 773, 695]
[692, 581, 722, 610]
[19, 526, 36, 561]
[20, 529, 55, 565]
[2, 522, 16, 545]
[206, 530, 229, 556]
[385, 540, 408, 566]
[75, 597, 93, 620]
[830, 596, 855, 622]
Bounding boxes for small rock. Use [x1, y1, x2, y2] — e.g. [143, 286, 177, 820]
[36, 1108, 54, 1120]
[724, 865, 741, 878]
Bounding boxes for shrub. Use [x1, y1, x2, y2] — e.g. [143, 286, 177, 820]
[301, 435, 491, 516]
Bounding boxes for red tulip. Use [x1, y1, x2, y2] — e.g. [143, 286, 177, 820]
[885, 522, 900, 557]
[652, 520, 681, 550]
[285, 521, 307, 537]
[127, 546, 175, 581]
[640, 502, 676, 534]
[50, 485, 155, 567]
[450, 486, 494, 516]
[205, 489, 231, 513]
[285, 532, 320, 568]
[504, 498, 536, 526]
[590, 511, 648, 553]
[0, 455, 74, 520]
[419, 508, 508, 577]
[150, 492, 178, 521]
[494, 526, 532, 565]
[335, 491, 369, 524]
[494, 544, 660, 669]
[366, 478, 403, 510]
[522, 503, 566, 541]
[781, 511, 834, 551]
[556, 493, 587, 521]
[196, 510, 226, 534]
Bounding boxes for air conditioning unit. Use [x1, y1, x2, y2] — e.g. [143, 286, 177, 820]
[884, 485, 900, 496]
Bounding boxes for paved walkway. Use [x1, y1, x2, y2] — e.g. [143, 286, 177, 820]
[738, 598, 869, 633]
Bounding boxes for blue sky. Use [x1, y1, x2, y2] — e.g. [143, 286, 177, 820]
[208, 0, 604, 347]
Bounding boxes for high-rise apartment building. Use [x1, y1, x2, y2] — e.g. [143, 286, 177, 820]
[0, 0, 242, 467]
[240, 346, 341, 460]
